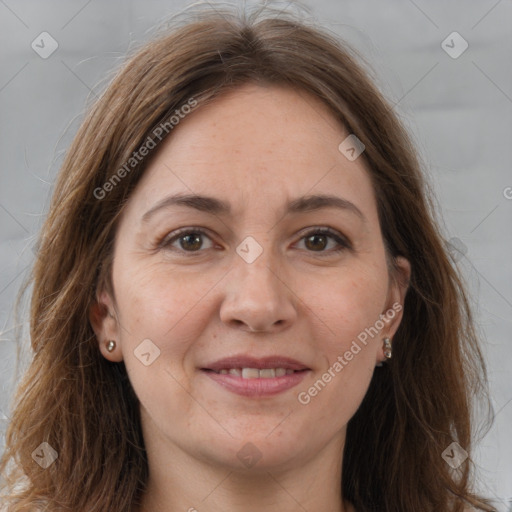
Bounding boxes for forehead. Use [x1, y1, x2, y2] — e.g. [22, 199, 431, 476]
[122, 83, 378, 224]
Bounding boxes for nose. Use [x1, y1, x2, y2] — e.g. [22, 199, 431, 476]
[219, 243, 298, 334]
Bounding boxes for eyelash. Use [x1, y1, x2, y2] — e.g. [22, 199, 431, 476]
[158, 226, 351, 255]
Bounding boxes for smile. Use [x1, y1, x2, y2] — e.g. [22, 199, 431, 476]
[201, 368, 310, 397]
[207, 368, 301, 378]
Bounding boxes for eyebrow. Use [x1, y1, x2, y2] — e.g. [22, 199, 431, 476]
[141, 192, 366, 223]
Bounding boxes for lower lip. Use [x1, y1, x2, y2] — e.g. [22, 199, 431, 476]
[201, 369, 310, 397]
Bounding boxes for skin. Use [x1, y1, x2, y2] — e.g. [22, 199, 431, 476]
[89, 83, 410, 512]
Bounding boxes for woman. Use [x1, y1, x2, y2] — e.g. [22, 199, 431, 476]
[0, 3, 495, 511]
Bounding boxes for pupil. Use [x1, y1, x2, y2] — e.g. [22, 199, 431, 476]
[182, 234, 202, 250]
[306, 234, 326, 251]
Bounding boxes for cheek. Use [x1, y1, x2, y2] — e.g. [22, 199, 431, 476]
[115, 258, 205, 334]
[300, 262, 387, 407]
[115, 263, 205, 418]
[113, 259, 216, 382]
[307, 262, 388, 344]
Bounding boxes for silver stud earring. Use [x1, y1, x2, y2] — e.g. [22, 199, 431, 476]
[106, 340, 116, 352]
[383, 337, 392, 359]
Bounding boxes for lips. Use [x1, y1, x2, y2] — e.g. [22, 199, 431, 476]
[201, 355, 310, 373]
[200, 355, 311, 396]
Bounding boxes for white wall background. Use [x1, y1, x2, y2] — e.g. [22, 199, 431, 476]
[0, 0, 510, 509]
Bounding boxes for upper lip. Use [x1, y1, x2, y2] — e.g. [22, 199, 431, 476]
[202, 355, 310, 372]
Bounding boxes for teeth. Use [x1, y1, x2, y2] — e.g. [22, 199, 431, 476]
[216, 367, 297, 378]
[241, 368, 261, 379]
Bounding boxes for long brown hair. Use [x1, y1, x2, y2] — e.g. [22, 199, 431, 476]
[0, 3, 495, 511]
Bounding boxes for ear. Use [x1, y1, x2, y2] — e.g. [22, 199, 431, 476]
[376, 256, 411, 364]
[88, 289, 123, 362]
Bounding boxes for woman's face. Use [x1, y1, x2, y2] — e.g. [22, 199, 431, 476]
[91, 83, 410, 472]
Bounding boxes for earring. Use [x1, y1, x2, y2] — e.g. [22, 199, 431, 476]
[106, 340, 116, 352]
[383, 337, 392, 359]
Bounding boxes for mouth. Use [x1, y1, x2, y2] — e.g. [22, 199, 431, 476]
[200, 355, 311, 397]
[202, 367, 307, 378]
[201, 355, 310, 373]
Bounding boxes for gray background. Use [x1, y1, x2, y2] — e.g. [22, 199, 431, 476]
[0, 0, 510, 508]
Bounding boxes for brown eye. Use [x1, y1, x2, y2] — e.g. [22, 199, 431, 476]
[161, 228, 214, 253]
[179, 233, 203, 251]
[304, 233, 329, 251]
[298, 228, 351, 253]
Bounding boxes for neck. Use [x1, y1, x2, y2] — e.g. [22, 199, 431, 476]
[138, 474, 351, 512]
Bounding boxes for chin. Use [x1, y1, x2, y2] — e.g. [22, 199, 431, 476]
[197, 431, 309, 473]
